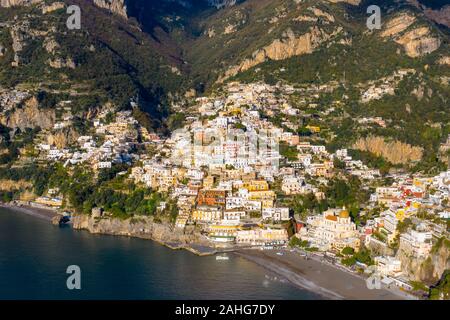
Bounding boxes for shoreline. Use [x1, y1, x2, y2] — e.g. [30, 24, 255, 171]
[0, 203, 218, 256]
[234, 249, 418, 300]
[0, 203, 59, 222]
[0, 203, 419, 300]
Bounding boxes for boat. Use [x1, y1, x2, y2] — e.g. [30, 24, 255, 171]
[216, 255, 229, 261]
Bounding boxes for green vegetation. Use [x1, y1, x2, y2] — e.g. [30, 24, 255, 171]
[410, 280, 429, 292]
[348, 149, 393, 175]
[65, 167, 166, 219]
[0, 127, 40, 165]
[342, 246, 373, 266]
[289, 236, 309, 248]
[341, 247, 355, 256]
[279, 141, 298, 161]
[290, 192, 328, 221]
[429, 270, 450, 300]
[321, 177, 369, 225]
[0, 163, 174, 221]
[431, 237, 450, 254]
[167, 113, 186, 131]
[0, 1, 188, 132]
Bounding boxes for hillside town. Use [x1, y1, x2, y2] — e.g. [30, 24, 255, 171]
[2, 81, 449, 297]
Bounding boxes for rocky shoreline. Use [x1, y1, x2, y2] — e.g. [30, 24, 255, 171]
[71, 213, 218, 256]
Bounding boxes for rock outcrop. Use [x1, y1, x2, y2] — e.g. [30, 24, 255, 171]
[47, 57, 76, 69]
[72, 214, 206, 246]
[0, 0, 41, 7]
[381, 13, 417, 38]
[397, 239, 450, 284]
[42, 1, 64, 14]
[47, 128, 79, 149]
[43, 37, 59, 55]
[10, 25, 27, 67]
[395, 27, 441, 58]
[438, 56, 450, 66]
[327, 0, 361, 5]
[93, 0, 127, 18]
[220, 26, 342, 81]
[0, 96, 55, 131]
[381, 14, 441, 58]
[308, 7, 335, 23]
[352, 136, 423, 165]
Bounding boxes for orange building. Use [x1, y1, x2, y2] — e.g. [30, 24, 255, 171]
[197, 190, 226, 206]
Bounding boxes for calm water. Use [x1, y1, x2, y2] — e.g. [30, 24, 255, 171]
[0, 208, 319, 300]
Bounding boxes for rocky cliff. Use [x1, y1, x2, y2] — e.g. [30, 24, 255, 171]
[397, 238, 450, 284]
[352, 136, 423, 165]
[220, 26, 343, 82]
[46, 127, 79, 149]
[93, 0, 128, 18]
[0, 0, 41, 7]
[395, 27, 441, 58]
[0, 96, 55, 131]
[327, 0, 360, 5]
[439, 56, 450, 66]
[381, 13, 441, 58]
[72, 214, 206, 247]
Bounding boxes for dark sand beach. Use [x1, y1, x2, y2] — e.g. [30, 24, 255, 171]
[0, 203, 58, 221]
[235, 249, 417, 300]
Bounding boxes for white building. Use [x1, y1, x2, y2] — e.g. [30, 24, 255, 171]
[399, 230, 433, 258]
[374, 256, 402, 277]
[262, 207, 290, 221]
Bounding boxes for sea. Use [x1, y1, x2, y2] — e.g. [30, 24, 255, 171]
[0, 207, 320, 300]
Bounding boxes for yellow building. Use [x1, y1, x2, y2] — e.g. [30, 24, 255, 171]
[243, 180, 269, 192]
[35, 196, 63, 208]
[192, 206, 222, 222]
[236, 228, 288, 245]
[208, 223, 239, 243]
[300, 209, 360, 252]
[306, 125, 321, 133]
[248, 190, 275, 201]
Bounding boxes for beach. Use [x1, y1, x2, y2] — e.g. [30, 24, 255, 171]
[235, 248, 417, 300]
[0, 203, 58, 221]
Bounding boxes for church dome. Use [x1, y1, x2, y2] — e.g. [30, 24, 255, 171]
[339, 209, 350, 218]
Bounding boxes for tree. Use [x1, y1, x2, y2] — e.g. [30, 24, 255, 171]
[342, 247, 355, 256]
[355, 247, 373, 265]
[342, 256, 356, 266]
[429, 270, 450, 300]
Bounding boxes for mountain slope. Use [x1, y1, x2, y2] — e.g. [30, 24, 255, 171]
[0, 0, 191, 131]
[0, 0, 449, 172]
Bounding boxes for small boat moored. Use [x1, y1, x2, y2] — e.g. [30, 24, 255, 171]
[216, 255, 229, 261]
